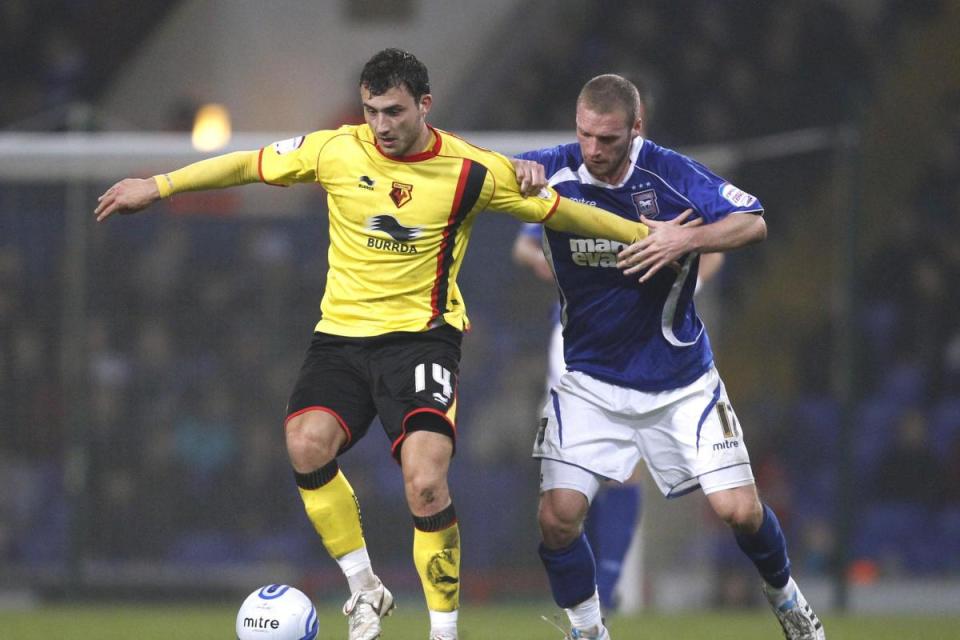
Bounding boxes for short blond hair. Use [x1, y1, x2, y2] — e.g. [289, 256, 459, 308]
[577, 74, 642, 125]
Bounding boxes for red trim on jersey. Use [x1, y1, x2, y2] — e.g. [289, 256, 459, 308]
[429, 159, 472, 324]
[374, 125, 443, 163]
[257, 148, 268, 183]
[257, 147, 285, 187]
[284, 406, 352, 446]
[539, 193, 562, 223]
[390, 407, 457, 459]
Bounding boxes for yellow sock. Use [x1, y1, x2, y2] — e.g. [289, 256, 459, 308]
[295, 461, 365, 559]
[413, 504, 460, 612]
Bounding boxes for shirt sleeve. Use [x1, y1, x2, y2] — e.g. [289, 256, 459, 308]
[514, 148, 547, 163]
[484, 151, 560, 223]
[514, 145, 566, 171]
[655, 148, 764, 223]
[257, 130, 339, 186]
[154, 150, 260, 197]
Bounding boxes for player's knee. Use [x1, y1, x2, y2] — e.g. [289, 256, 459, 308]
[537, 502, 582, 548]
[709, 484, 764, 533]
[537, 488, 589, 547]
[403, 472, 449, 514]
[284, 412, 344, 472]
[717, 496, 763, 533]
[399, 431, 453, 513]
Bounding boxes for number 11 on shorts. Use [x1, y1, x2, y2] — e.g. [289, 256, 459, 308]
[414, 363, 453, 405]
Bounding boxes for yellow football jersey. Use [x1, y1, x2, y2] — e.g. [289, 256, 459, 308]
[258, 124, 560, 337]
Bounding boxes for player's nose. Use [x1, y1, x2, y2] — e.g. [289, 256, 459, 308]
[370, 114, 388, 132]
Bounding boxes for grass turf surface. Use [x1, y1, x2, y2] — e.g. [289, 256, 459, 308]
[1, 603, 958, 639]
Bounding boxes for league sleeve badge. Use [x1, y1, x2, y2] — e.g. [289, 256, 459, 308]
[272, 135, 306, 155]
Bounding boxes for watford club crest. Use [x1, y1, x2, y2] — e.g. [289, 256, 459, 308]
[390, 181, 413, 208]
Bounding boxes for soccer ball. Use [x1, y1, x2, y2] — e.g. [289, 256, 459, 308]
[236, 584, 319, 640]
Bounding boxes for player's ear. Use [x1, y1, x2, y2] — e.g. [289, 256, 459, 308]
[418, 94, 433, 117]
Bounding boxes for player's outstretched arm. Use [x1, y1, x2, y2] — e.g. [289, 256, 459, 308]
[618, 210, 764, 282]
[544, 196, 649, 245]
[94, 150, 261, 222]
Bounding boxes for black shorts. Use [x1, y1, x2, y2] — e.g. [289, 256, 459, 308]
[285, 324, 462, 459]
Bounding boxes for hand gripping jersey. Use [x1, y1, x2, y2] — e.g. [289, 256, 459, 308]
[260, 124, 560, 337]
[517, 137, 763, 391]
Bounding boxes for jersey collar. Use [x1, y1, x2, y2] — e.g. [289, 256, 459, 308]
[576, 136, 645, 189]
[374, 125, 443, 162]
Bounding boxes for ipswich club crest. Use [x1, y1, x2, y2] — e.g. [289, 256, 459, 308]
[632, 189, 659, 218]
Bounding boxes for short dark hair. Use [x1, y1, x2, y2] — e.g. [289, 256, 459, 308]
[577, 74, 642, 125]
[360, 48, 431, 101]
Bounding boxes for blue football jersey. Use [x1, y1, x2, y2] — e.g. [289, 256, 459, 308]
[517, 137, 763, 391]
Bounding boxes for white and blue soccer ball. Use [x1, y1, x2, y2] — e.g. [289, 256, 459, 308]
[236, 584, 319, 640]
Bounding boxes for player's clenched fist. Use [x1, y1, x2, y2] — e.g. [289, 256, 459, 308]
[94, 177, 161, 222]
[510, 157, 547, 197]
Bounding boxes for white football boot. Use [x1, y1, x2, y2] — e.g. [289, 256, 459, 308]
[763, 579, 825, 640]
[342, 578, 396, 640]
[568, 624, 611, 639]
[541, 613, 611, 640]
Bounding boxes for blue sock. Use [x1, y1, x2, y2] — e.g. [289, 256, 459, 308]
[585, 485, 641, 610]
[539, 532, 597, 608]
[734, 503, 791, 589]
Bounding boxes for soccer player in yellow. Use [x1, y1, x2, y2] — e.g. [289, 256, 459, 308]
[94, 49, 649, 640]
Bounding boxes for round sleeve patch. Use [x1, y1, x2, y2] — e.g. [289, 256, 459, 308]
[720, 183, 757, 208]
[536, 186, 556, 201]
[272, 135, 305, 155]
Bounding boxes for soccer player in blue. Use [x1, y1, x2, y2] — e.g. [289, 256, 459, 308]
[513, 87, 726, 617]
[516, 74, 825, 639]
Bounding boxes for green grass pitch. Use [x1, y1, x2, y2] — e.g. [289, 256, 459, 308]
[1, 602, 958, 639]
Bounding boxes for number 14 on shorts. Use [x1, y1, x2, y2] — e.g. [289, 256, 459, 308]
[414, 363, 453, 405]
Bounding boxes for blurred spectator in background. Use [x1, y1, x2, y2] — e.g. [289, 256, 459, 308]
[470, 0, 865, 147]
[947, 429, 960, 504]
[873, 409, 947, 507]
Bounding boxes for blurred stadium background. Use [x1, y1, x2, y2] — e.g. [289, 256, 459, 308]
[2, 0, 960, 633]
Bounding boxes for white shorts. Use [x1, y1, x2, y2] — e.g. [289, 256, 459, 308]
[533, 367, 754, 499]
